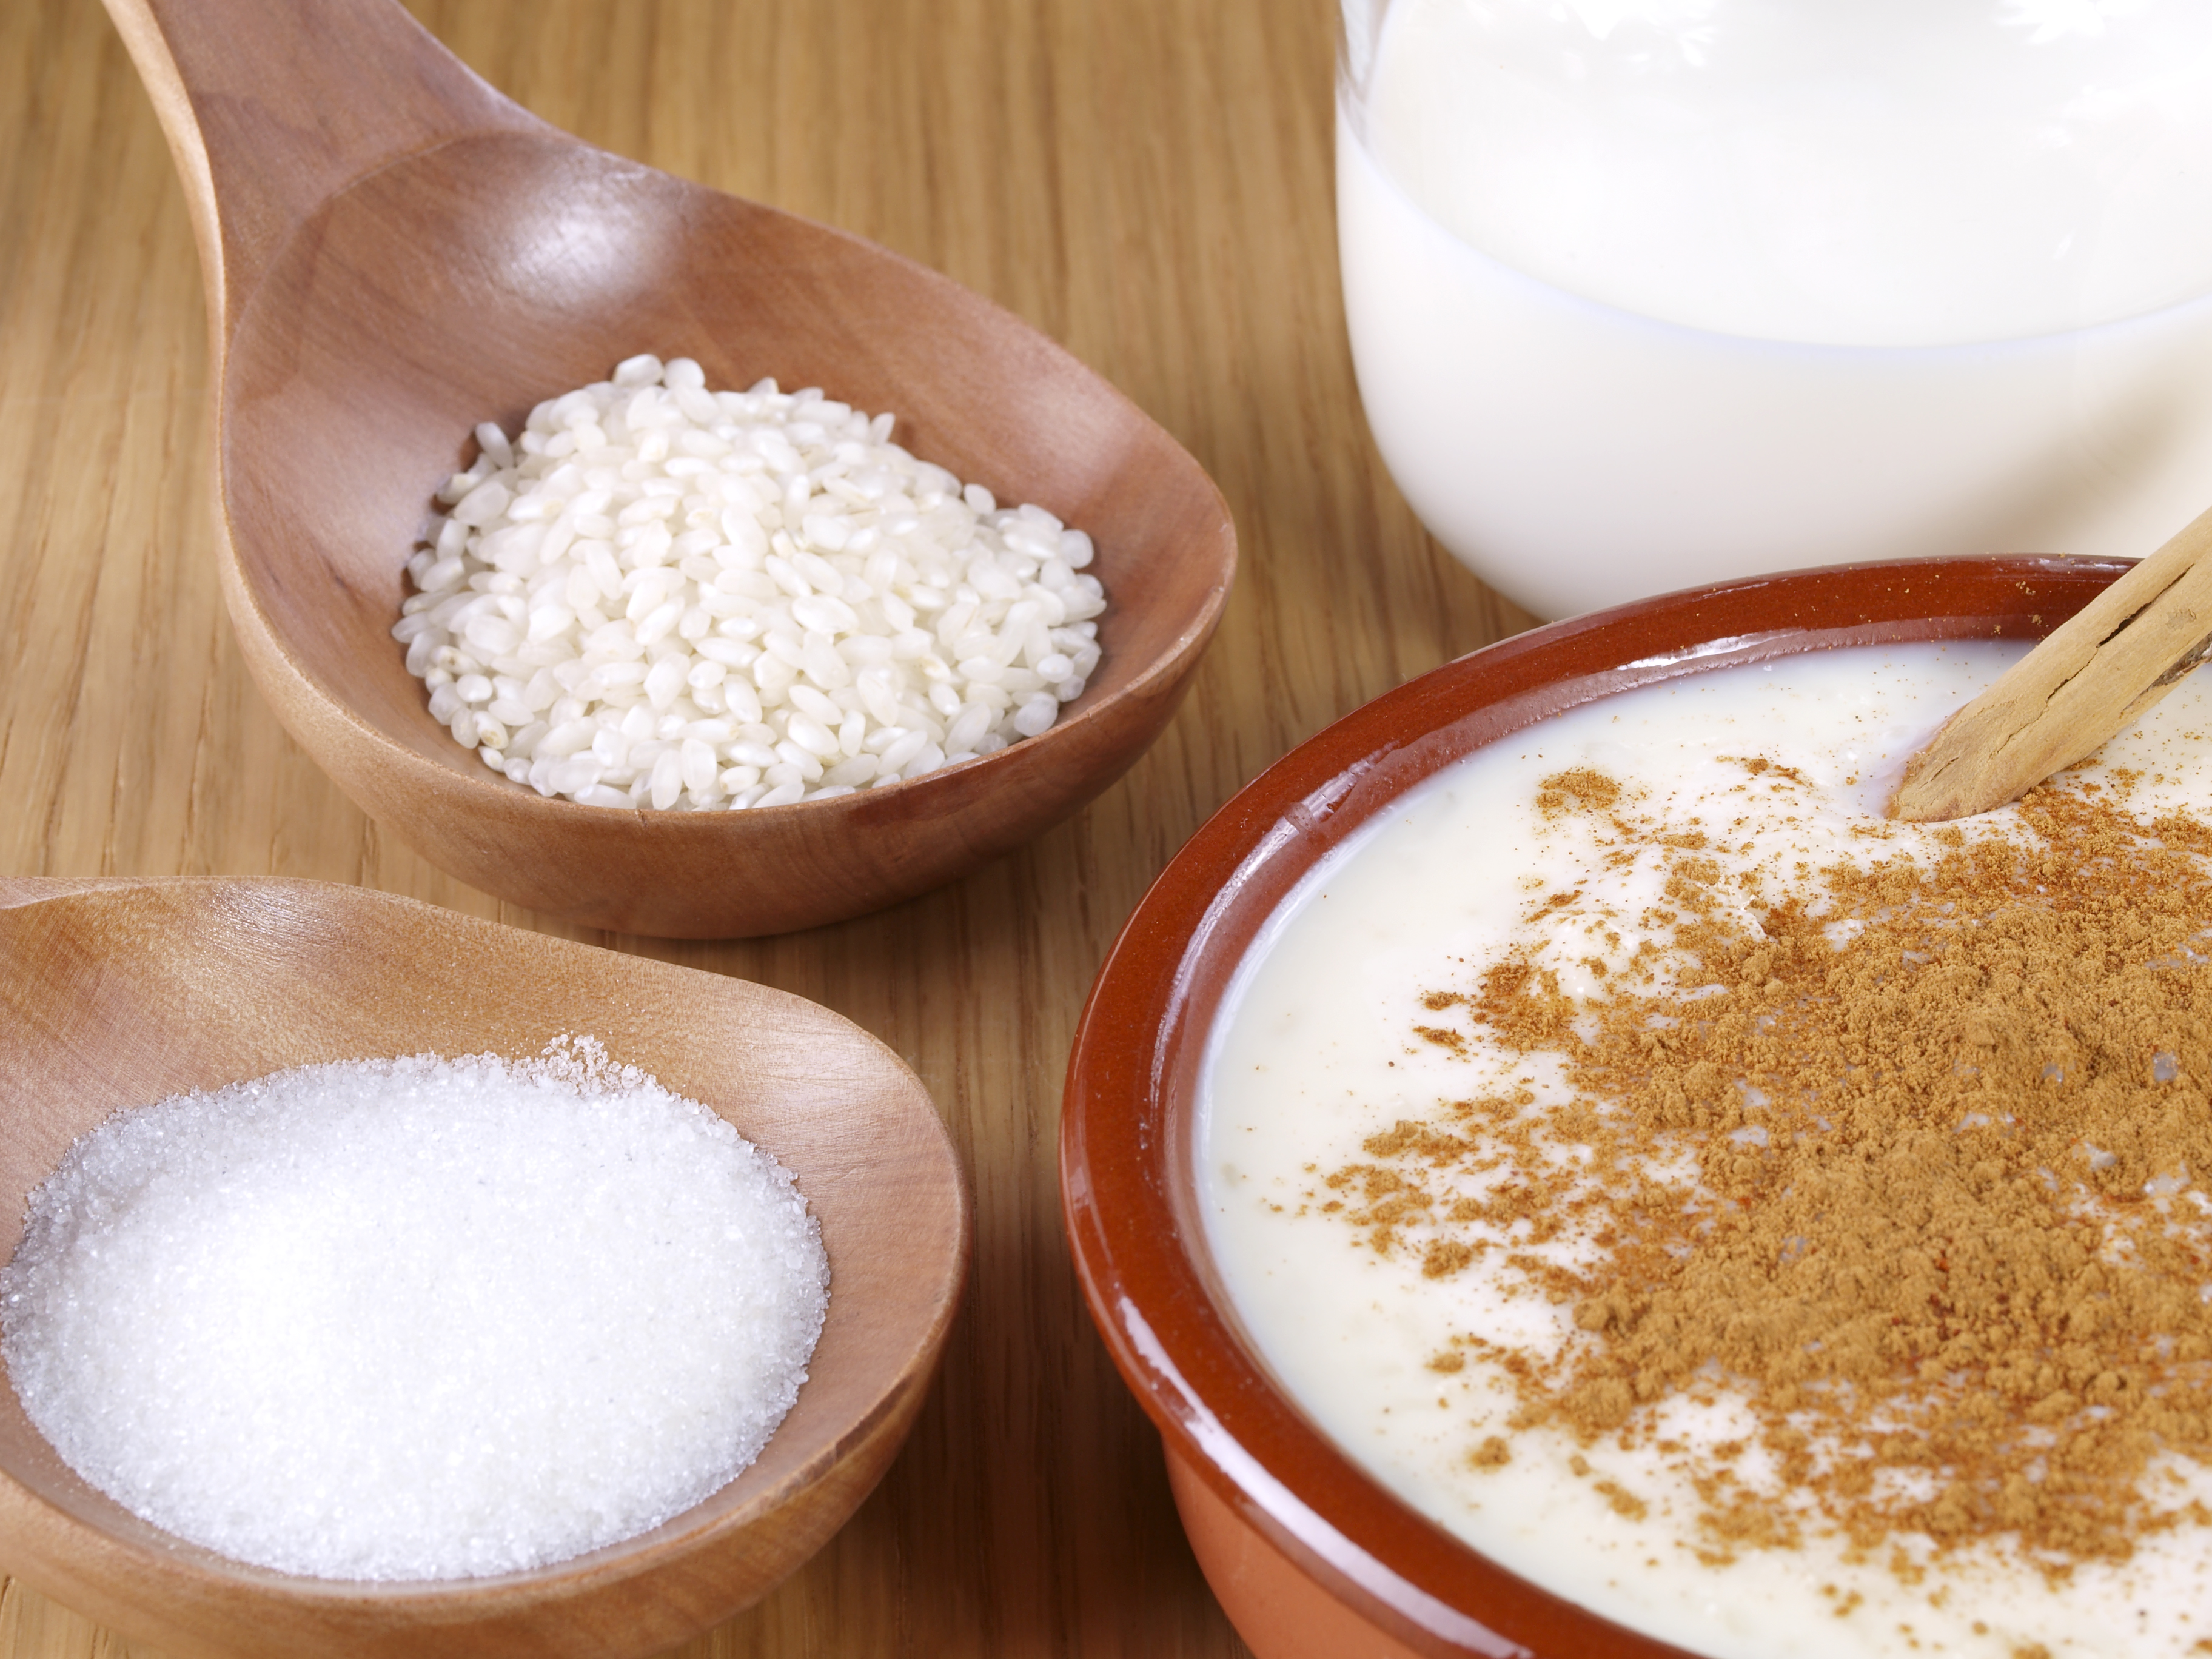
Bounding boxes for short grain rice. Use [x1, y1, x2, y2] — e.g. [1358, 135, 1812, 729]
[393, 355, 1108, 810]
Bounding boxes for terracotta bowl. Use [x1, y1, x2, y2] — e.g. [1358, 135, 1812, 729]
[0, 877, 969, 1659]
[1059, 556, 2128, 1658]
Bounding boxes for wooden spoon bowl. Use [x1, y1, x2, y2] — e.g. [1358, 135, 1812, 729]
[0, 877, 969, 1659]
[107, 0, 1236, 937]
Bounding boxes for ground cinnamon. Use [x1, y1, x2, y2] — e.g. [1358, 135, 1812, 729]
[1321, 760, 2212, 1574]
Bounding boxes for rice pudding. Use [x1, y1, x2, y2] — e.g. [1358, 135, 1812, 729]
[1201, 642, 2212, 1657]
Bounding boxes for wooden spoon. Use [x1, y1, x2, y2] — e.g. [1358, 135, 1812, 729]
[1891, 504, 2212, 821]
[0, 876, 968, 1659]
[102, 0, 1236, 938]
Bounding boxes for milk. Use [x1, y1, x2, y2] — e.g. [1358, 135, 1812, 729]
[1199, 644, 2212, 1658]
[1362, 1, 2212, 347]
[1340, 1, 2212, 619]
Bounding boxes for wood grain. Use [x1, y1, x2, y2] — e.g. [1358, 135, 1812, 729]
[0, 0, 1535, 1653]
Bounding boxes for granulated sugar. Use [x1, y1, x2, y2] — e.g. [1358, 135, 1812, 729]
[0, 1039, 828, 1581]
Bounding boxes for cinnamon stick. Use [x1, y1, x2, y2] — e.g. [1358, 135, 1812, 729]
[1889, 504, 2212, 822]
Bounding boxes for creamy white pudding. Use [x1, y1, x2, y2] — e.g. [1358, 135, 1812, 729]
[1201, 643, 2212, 1658]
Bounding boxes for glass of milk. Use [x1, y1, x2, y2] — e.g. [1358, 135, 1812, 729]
[1338, 0, 2212, 620]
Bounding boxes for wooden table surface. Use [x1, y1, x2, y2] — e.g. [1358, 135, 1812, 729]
[0, 0, 1535, 1653]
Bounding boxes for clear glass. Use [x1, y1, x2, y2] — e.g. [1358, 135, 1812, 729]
[1337, 0, 2212, 619]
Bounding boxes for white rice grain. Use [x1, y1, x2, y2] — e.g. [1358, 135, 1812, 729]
[394, 358, 1108, 811]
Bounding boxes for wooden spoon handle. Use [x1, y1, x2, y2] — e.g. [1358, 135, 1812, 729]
[100, 0, 536, 357]
[1889, 504, 2212, 822]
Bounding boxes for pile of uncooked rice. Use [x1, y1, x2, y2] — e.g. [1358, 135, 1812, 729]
[392, 355, 1108, 811]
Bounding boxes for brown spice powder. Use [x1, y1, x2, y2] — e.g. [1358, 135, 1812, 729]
[1323, 762, 2212, 1571]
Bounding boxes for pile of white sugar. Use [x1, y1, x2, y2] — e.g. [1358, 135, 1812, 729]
[392, 354, 1109, 810]
[0, 1041, 829, 1581]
